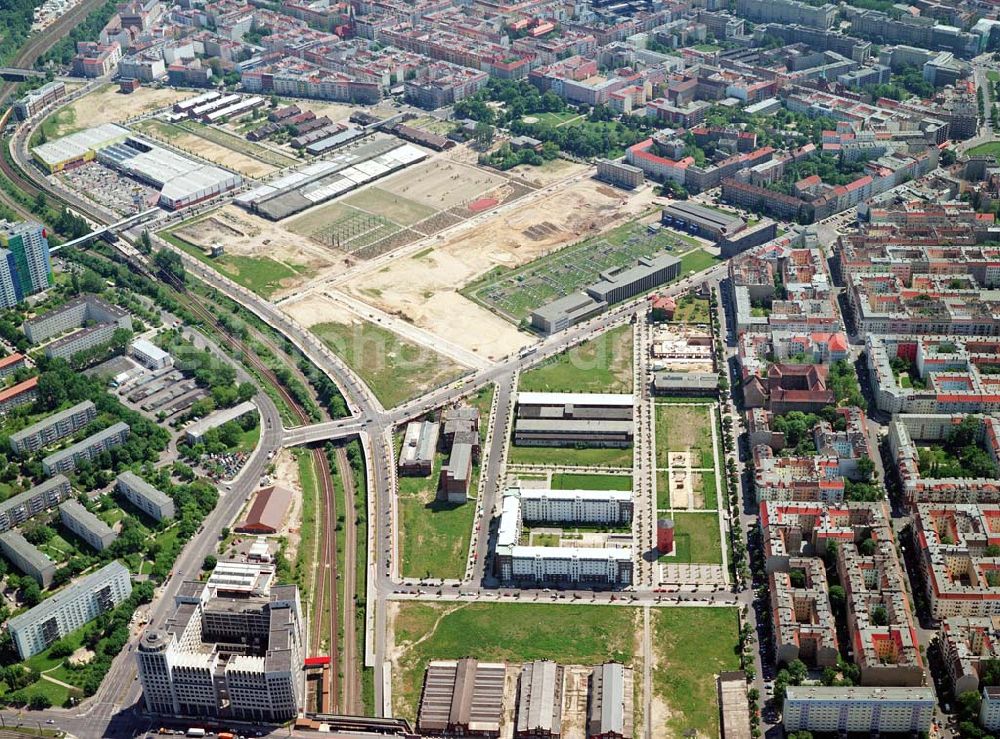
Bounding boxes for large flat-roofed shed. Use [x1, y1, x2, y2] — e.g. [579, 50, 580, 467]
[418, 658, 507, 737]
[661, 201, 744, 241]
[530, 292, 607, 336]
[718, 671, 752, 739]
[516, 660, 564, 739]
[585, 254, 681, 305]
[236, 485, 293, 535]
[515, 393, 634, 448]
[650, 371, 719, 396]
[587, 663, 634, 739]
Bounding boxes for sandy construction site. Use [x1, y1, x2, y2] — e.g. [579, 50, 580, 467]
[326, 175, 660, 357]
[132, 119, 279, 179]
[174, 205, 342, 290]
[51, 84, 196, 137]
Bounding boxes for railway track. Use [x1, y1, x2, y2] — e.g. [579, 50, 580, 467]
[335, 446, 360, 713]
[153, 265, 342, 712]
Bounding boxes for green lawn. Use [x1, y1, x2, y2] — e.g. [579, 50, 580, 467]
[671, 296, 710, 324]
[398, 454, 476, 580]
[392, 602, 636, 722]
[988, 71, 1000, 82]
[160, 230, 303, 298]
[466, 384, 495, 445]
[652, 608, 740, 738]
[968, 142, 1000, 157]
[312, 320, 467, 408]
[236, 422, 261, 453]
[508, 444, 633, 467]
[655, 405, 715, 469]
[680, 249, 721, 275]
[692, 43, 722, 52]
[668, 512, 723, 564]
[550, 472, 632, 490]
[528, 111, 585, 127]
[655, 470, 717, 511]
[518, 324, 633, 393]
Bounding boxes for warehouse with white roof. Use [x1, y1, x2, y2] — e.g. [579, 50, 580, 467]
[32, 123, 130, 172]
[97, 139, 241, 210]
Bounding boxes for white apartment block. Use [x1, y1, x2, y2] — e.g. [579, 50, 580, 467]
[7, 561, 132, 658]
[0, 475, 71, 533]
[42, 422, 130, 475]
[136, 571, 303, 722]
[518, 487, 634, 525]
[494, 490, 633, 586]
[59, 499, 117, 552]
[783, 686, 935, 735]
[9, 400, 97, 456]
[116, 471, 175, 521]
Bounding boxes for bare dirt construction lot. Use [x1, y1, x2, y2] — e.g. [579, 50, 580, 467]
[337, 176, 658, 357]
[132, 118, 277, 178]
[505, 157, 589, 187]
[52, 85, 196, 137]
[173, 206, 341, 296]
[380, 158, 508, 211]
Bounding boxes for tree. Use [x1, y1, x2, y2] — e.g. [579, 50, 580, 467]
[958, 689, 983, 723]
[474, 121, 495, 149]
[856, 456, 876, 482]
[202, 555, 217, 571]
[941, 148, 957, 166]
[828, 585, 846, 611]
[29, 694, 51, 710]
[871, 604, 889, 626]
[153, 249, 185, 285]
[788, 659, 808, 683]
[138, 230, 152, 254]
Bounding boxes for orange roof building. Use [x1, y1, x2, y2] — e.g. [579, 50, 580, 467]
[236, 485, 293, 535]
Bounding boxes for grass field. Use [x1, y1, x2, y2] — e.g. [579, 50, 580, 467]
[672, 295, 710, 324]
[669, 512, 723, 564]
[968, 141, 1000, 157]
[391, 602, 636, 721]
[310, 321, 465, 408]
[655, 405, 715, 469]
[161, 230, 303, 298]
[680, 249, 721, 276]
[518, 324, 633, 393]
[312, 320, 467, 408]
[526, 111, 585, 128]
[653, 608, 740, 738]
[398, 454, 476, 580]
[461, 218, 705, 322]
[508, 444, 633, 468]
[550, 472, 632, 490]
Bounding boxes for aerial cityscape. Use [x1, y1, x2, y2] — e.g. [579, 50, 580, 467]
[1, 0, 1000, 737]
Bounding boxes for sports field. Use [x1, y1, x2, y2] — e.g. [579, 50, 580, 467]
[461, 218, 705, 322]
